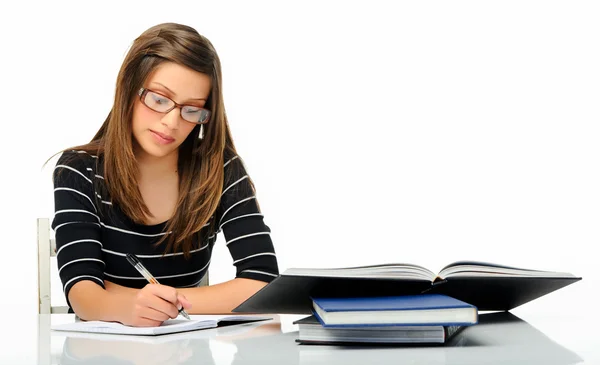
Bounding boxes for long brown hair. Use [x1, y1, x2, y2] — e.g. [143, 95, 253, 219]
[58, 23, 241, 256]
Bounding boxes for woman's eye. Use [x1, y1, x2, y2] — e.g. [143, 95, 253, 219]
[152, 95, 167, 104]
[183, 107, 201, 114]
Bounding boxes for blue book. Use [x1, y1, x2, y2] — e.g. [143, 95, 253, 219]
[311, 294, 478, 327]
[293, 315, 465, 344]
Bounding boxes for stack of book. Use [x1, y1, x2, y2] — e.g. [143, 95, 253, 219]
[234, 260, 580, 315]
[294, 294, 478, 345]
[232, 260, 580, 344]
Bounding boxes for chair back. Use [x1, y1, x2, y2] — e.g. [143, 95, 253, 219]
[37, 218, 69, 314]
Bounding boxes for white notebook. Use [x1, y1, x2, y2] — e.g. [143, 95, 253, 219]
[51, 315, 271, 336]
[51, 320, 267, 344]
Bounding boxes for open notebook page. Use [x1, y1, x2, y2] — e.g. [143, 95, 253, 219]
[51, 315, 271, 336]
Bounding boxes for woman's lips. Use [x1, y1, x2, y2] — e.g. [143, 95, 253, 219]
[150, 130, 175, 145]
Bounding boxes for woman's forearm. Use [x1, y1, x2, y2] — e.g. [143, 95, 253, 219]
[101, 277, 267, 315]
[178, 278, 267, 314]
[68, 281, 135, 322]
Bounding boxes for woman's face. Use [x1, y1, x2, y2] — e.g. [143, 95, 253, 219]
[132, 61, 211, 161]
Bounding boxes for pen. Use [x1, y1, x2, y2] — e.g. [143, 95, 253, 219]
[126, 253, 191, 320]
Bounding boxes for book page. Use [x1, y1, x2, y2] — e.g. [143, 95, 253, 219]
[283, 263, 436, 281]
[438, 261, 576, 279]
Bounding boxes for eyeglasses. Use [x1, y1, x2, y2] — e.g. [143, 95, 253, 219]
[138, 88, 211, 124]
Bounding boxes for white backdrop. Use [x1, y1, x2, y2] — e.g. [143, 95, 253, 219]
[0, 0, 598, 328]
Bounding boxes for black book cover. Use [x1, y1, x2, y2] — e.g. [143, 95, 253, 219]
[233, 274, 581, 314]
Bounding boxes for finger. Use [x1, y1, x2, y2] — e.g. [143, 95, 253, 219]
[146, 284, 179, 305]
[133, 317, 163, 328]
[177, 293, 192, 310]
[138, 305, 171, 323]
[141, 294, 180, 319]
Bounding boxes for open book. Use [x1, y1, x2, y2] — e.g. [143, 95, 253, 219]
[51, 315, 271, 336]
[233, 261, 581, 314]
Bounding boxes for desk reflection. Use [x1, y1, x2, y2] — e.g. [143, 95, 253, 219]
[56, 317, 284, 365]
[46, 312, 583, 365]
[297, 312, 584, 365]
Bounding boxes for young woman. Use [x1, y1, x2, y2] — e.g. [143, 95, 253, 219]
[51, 22, 279, 327]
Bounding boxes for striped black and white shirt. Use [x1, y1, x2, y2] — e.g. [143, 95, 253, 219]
[52, 150, 279, 309]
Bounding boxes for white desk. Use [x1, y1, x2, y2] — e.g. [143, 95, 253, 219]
[2, 278, 597, 364]
[13, 309, 592, 365]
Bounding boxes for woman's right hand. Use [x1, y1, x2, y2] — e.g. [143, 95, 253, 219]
[122, 283, 192, 327]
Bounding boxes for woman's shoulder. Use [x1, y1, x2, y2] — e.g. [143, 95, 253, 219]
[223, 147, 239, 166]
[223, 148, 249, 178]
[56, 149, 100, 170]
[53, 149, 103, 187]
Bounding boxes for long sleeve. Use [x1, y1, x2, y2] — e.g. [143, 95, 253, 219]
[51, 152, 105, 307]
[216, 154, 279, 282]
